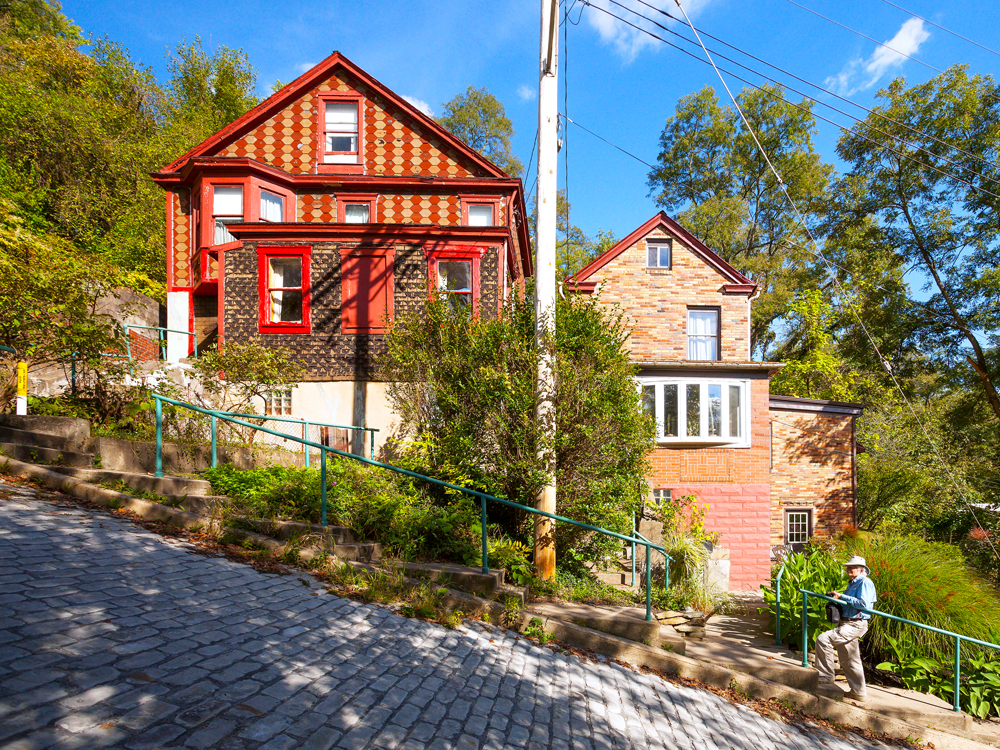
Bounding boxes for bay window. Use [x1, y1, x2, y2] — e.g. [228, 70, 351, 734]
[258, 246, 311, 333]
[213, 185, 243, 245]
[639, 377, 749, 445]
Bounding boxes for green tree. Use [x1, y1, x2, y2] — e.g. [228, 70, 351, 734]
[379, 291, 655, 562]
[438, 86, 524, 177]
[836, 65, 1000, 423]
[647, 85, 833, 356]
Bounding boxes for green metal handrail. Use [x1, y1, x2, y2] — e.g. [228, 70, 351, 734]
[799, 588, 1000, 713]
[0, 344, 14, 355]
[629, 519, 671, 591]
[775, 560, 787, 645]
[153, 392, 670, 621]
[217, 410, 378, 461]
[124, 324, 197, 360]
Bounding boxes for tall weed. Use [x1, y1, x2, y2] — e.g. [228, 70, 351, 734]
[760, 548, 847, 648]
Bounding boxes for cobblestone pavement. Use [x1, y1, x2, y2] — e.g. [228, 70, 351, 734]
[0, 482, 895, 750]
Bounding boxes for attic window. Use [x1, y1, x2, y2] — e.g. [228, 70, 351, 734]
[646, 240, 672, 269]
[324, 101, 359, 164]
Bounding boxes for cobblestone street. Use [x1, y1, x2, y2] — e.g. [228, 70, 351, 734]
[0, 482, 894, 750]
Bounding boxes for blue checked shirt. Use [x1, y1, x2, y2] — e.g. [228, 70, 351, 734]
[838, 574, 877, 619]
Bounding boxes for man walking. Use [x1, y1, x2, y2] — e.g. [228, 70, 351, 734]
[816, 555, 877, 701]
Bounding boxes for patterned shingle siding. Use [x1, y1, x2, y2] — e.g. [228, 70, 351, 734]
[217, 70, 492, 178]
[171, 190, 193, 289]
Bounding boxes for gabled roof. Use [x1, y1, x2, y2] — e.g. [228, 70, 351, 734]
[156, 51, 509, 179]
[566, 211, 756, 294]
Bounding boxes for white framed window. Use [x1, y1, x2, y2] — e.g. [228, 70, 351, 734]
[324, 101, 359, 163]
[213, 185, 243, 245]
[467, 204, 494, 226]
[437, 260, 473, 310]
[687, 308, 719, 360]
[784, 509, 812, 546]
[646, 240, 672, 269]
[651, 488, 671, 506]
[638, 376, 749, 446]
[264, 388, 293, 416]
[260, 191, 283, 223]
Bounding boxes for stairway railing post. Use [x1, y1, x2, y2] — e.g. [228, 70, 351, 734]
[155, 396, 163, 478]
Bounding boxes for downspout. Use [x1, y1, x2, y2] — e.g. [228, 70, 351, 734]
[851, 415, 858, 529]
[747, 286, 761, 360]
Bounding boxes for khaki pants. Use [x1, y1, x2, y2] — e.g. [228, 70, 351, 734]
[815, 619, 868, 696]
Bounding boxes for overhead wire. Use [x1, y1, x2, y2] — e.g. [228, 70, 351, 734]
[629, 0, 1000, 173]
[877, 0, 1000, 58]
[564, 0, 571, 250]
[782, 0, 942, 74]
[581, 1, 1000, 202]
[665, 0, 1000, 562]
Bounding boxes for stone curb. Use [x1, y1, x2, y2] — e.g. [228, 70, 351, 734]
[1, 456, 994, 750]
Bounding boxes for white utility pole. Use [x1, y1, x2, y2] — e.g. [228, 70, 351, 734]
[534, 0, 559, 580]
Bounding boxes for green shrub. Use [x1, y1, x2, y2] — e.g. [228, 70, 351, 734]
[840, 534, 1000, 662]
[761, 548, 847, 649]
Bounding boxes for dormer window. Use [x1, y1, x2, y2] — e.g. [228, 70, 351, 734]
[213, 186, 243, 244]
[324, 101, 360, 164]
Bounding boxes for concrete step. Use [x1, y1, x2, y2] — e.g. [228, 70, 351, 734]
[333, 543, 383, 563]
[400, 562, 506, 598]
[0, 424, 79, 452]
[0, 414, 91, 444]
[526, 601, 680, 650]
[45, 467, 212, 497]
[0, 442, 94, 468]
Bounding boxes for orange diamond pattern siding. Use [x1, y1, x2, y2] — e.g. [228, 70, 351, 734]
[381, 194, 461, 225]
[299, 194, 337, 223]
[218, 71, 489, 178]
[172, 190, 192, 288]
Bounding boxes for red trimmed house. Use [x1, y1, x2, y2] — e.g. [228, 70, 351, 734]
[152, 53, 531, 442]
[568, 213, 861, 591]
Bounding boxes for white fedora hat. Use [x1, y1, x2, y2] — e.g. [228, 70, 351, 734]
[843, 555, 870, 574]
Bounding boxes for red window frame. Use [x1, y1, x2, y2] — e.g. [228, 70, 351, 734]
[460, 196, 501, 226]
[258, 245, 311, 334]
[340, 245, 395, 335]
[316, 93, 365, 175]
[336, 193, 379, 224]
[426, 245, 487, 314]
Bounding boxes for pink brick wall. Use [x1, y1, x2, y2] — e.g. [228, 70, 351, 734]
[671, 483, 772, 591]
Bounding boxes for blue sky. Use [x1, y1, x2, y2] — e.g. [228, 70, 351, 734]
[62, 0, 1000, 244]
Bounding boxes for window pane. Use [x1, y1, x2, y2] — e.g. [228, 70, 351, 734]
[269, 257, 302, 289]
[647, 246, 657, 267]
[445, 292, 472, 312]
[438, 261, 471, 292]
[215, 217, 239, 245]
[641, 385, 655, 418]
[787, 512, 809, 543]
[663, 384, 678, 437]
[344, 203, 370, 223]
[270, 290, 302, 323]
[686, 384, 700, 437]
[708, 384, 722, 437]
[260, 191, 283, 222]
[659, 244, 671, 267]
[214, 185, 243, 215]
[468, 204, 493, 226]
[327, 134, 358, 152]
[325, 101, 358, 127]
[729, 384, 742, 438]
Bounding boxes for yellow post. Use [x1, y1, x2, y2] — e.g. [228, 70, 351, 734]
[15, 362, 27, 415]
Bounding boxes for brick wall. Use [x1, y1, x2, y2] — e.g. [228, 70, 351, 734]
[193, 295, 218, 350]
[769, 409, 856, 544]
[224, 241, 501, 380]
[128, 330, 160, 362]
[588, 227, 751, 362]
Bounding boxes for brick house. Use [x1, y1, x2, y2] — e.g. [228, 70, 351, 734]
[151, 53, 531, 441]
[567, 212, 861, 590]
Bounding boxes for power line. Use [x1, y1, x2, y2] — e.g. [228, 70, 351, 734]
[604, 0, 1000, 191]
[629, 0, 1000, 173]
[877, 0, 1000, 59]
[783, 0, 942, 74]
[668, 0, 1000, 563]
[582, 1, 1000, 202]
[564, 0, 571, 248]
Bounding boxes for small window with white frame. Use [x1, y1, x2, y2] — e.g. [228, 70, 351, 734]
[343, 203, 370, 223]
[638, 376, 749, 446]
[651, 488, 671, 506]
[213, 185, 243, 245]
[646, 239, 672, 269]
[264, 388, 293, 416]
[687, 307, 720, 360]
[467, 204, 494, 226]
[784, 509, 812, 547]
[324, 101, 360, 163]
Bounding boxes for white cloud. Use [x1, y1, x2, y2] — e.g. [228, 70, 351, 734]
[585, 0, 710, 62]
[295, 62, 317, 74]
[825, 18, 930, 95]
[517, 84, 535, 101]
[402, 95, 434, 117]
